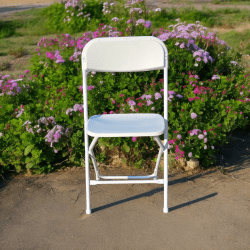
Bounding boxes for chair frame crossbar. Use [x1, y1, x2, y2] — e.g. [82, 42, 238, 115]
[82, 36, 169, 214]
[89, 136, 165, 182]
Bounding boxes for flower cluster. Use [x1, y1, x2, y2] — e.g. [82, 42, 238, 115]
[15, 105, 25, 118]
[66, 103, 84, 115]
[0, 74, 30, 96]
[169, 128, 216, 160]
[22, 116, 71, 153]
[46, 50, 65, 63]
[168, 90, 183, 102]
[0, 79, 22, 96]
[154, 19, 226, 66]
[61, 0, 91, 22]
[45, 124, 65, 148]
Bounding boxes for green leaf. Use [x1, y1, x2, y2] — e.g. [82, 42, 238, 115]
[0, 123, 4, 130]
[62, 151, 69, 157]
[26, 163, 34, 169]
[5, 104, 13, 112]
[24, 145, 33, 156]
[134, 147, 139, 156]
[121, 143, 130, 153]
[69, 156, 75, 162]
[15, 165, 21, 173]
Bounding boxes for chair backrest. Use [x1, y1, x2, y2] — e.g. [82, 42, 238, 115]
[82, 36, 168, 72]
[81, 36, 168, 122]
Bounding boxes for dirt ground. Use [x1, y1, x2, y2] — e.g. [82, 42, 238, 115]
[1, 127, 250, 249]
[1, 0, 250, 249]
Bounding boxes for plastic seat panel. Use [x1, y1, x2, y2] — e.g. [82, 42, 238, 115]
[87, 113, 165, 137]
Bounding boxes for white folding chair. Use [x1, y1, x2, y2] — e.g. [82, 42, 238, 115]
[82, 36, 168, 214]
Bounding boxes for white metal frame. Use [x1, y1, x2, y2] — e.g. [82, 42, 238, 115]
[82, 36, 168, 214]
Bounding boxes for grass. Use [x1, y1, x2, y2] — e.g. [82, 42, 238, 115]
[0, 2, 250, 79]
[219, 29, 250, 54]
[0, 61, 11, 71]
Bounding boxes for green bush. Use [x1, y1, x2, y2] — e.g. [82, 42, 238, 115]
[1, 0, 250, 175]
[0, 19, 21, 38]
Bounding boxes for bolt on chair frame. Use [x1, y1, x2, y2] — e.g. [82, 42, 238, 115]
[82, 36, 168, 214]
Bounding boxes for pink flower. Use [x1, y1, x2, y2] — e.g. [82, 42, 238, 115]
[198, 134, 204, 139]
[128, 100, 136, 106]
[144, 21, 152, 28]
[177, 134, 182, 140]
[132, 137, 137, 142]
[180, 43, 185, 49]
[191, 112, 197, 119]
[154, 92, 162, 100]
[168, 140, 174, 144]
[53, 132, 61, 140]
[87, 86, 95, 91]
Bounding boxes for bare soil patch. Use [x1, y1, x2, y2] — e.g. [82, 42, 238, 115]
[1, 133, 250, 249]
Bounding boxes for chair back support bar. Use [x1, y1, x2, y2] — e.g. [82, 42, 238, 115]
[81, 36, 169, 214]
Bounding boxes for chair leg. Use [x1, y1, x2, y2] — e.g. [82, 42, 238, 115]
[153, 136, 168, 213]
[89, 137, 100, 180]
[163, 139, 168, 213]
[152, 136, 164, 179]
[85, 133, 91, 214]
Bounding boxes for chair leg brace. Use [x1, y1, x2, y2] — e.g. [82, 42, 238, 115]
[88, 136, 164, 181]
[86, 136, 168, 214]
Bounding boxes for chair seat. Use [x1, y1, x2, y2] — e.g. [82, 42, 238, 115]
[87, 113, 165, 137]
